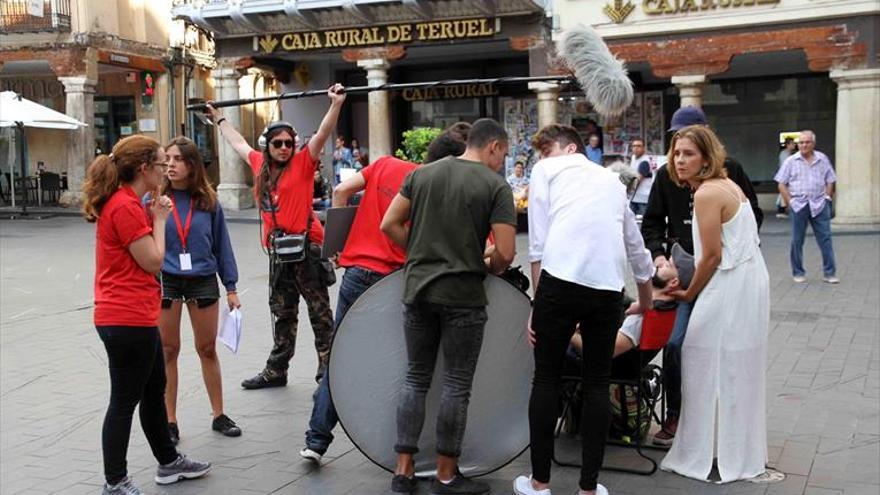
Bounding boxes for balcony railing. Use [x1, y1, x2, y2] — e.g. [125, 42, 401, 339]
[0, 0, 71, 33]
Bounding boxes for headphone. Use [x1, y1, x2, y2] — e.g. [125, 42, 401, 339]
[258, 121, 298, 150]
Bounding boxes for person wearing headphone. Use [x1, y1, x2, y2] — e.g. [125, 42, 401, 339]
[206, 83, 346, 389]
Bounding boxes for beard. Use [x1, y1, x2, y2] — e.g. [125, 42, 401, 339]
[651, 273, 669, 289]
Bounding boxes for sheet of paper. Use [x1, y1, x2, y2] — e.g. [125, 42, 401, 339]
[218, 307, 242, 354]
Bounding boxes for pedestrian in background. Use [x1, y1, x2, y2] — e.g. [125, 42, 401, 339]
[775, 130, 839, 284]
[82, 135, 211, 495]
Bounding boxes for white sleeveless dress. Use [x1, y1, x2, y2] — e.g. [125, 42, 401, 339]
[660, 193, 770, 482]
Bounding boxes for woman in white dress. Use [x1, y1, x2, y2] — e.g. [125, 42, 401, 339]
[659, 125, 780, 484]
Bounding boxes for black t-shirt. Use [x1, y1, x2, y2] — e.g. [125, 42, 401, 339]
[400, 157, 517, 307]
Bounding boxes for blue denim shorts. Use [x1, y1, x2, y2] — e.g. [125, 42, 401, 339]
[160, 273, 219, 308]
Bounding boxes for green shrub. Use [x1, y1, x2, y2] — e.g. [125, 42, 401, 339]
[394, 127, 442, 163]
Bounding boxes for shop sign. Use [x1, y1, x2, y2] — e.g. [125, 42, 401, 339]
[256, 18, 496, 54]
[643, 0, 780, 16]
[603, 0, 780, 23]
[401, 83, 499, 102]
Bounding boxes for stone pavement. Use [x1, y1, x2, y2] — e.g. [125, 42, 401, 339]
[0, 216, 877, 495]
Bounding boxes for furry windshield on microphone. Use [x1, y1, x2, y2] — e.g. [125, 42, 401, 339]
[557, 24, 634, 117]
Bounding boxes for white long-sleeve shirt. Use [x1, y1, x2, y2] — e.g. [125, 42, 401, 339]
[528, 153, 654, 291]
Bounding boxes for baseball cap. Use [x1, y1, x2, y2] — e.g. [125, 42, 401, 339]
[669, 106, 708, 132]
[671, 243, 695, 289]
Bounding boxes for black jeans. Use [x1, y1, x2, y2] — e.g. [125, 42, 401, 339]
[97, 326, 178, 484]
[395, 301, 488, 458]
[528, 271, 622, 491]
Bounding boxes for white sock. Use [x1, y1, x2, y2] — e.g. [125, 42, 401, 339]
[439, 477, 454, 485]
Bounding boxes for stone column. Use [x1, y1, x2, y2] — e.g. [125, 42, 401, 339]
[671, 74, 707, 108]
[830, 68, 880, 224]
[57, 76, 97, 206]
[211, 66, 254, 210]
[528, 82, 560, 129]
[357, 58, 391, 158]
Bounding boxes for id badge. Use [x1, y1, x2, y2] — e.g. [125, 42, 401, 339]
[179, 253, 193, 271]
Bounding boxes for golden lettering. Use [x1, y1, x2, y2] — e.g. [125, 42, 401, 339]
[454, 20, 467, 38]
[307, 32, 322, 49]
[718, 0, 731, 6]
[400, 24, 413, 42]
[700, 0, 713, 9]
[415, 23, 428, 40]
[270, 18, 496, 52]
[467, 19, 479, 37]
[440, 21, 454, 39]
[281, 34, 295, 50]
[680, 0, 699, 11]
[387, 25, 401, 43]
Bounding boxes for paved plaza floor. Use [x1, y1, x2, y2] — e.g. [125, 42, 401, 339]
[1, 216, 877, 495]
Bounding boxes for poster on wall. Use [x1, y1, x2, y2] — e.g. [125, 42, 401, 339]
[643, 91, 665, 155]
[501, 98, 539, 179]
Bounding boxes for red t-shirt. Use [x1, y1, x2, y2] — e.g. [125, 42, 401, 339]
[248, 149, 325, 245]
[93, 186, 161, 327]
[338, 156, 417, 275]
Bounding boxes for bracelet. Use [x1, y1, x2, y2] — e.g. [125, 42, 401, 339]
[227, 290, 237, 294]
[216, 117, 227, 126]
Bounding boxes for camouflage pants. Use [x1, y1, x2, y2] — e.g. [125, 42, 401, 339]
[265, 246, 334, 381]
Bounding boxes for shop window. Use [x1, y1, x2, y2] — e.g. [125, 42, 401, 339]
[94, 97, 136, 155]
[703, 75, 836, 184]
[410, 99, 481, 129]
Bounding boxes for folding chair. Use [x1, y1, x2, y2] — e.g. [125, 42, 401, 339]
[552, 306, 677, 476]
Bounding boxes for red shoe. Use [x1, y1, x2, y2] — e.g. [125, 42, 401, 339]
[653, 415, 678, 446]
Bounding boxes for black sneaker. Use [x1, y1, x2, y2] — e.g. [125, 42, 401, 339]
[430, 474, 490, 495]
[168, 422, 180, 446]
[212, 414, 242, 437]
[391, 474, 418, 493]
[241, 369, 287, 389]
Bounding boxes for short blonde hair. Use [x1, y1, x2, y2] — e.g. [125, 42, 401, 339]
[667, 125, 727, 186]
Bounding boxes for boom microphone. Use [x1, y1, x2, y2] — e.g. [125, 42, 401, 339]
[556, 24, 634, 117]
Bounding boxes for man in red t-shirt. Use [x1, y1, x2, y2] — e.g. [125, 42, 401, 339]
[207, 84, 345, 389]
[298, 125, 472, 466]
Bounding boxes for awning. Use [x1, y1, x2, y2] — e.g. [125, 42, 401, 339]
[173, 0, 547, 38]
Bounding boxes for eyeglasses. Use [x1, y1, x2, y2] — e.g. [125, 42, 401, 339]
[271, 140, 294, 149]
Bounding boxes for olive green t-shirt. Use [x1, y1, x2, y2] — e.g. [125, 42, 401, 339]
[400, 156, 517, 307]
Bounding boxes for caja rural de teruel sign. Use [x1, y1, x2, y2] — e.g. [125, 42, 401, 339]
[256, 18, 496, 53]
[604, 0, 780, 23]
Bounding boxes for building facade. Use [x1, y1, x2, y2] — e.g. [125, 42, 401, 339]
[0, 0, 217, 205]
[549, 0, 880, 224]
[173, 0, 553, 209]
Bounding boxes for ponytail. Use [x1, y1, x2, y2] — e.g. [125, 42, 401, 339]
[80, 134, 162, 222]
[81, 155, 119, 223]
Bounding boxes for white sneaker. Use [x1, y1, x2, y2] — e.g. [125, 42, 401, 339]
[792, 275, 807, 283]
[513, 475, 551, 495]
[299, 447, 322, 464]
[576, 484, 609, 495]
[823, 276, 840, 284]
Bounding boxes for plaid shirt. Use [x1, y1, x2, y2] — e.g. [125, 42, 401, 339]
[774, 150, 836, 217]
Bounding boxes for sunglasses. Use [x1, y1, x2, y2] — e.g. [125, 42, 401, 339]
[271, 140, 294, 149]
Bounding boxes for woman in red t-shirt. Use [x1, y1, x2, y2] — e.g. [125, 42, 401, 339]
[82, 135, 211, 495]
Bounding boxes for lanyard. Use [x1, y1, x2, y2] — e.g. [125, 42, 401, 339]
[170, 195, 195, 252]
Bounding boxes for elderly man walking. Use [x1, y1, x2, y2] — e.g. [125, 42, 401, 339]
[775, 130, 839, 284]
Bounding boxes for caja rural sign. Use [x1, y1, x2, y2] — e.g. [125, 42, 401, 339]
[256, 18, 496, 53]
